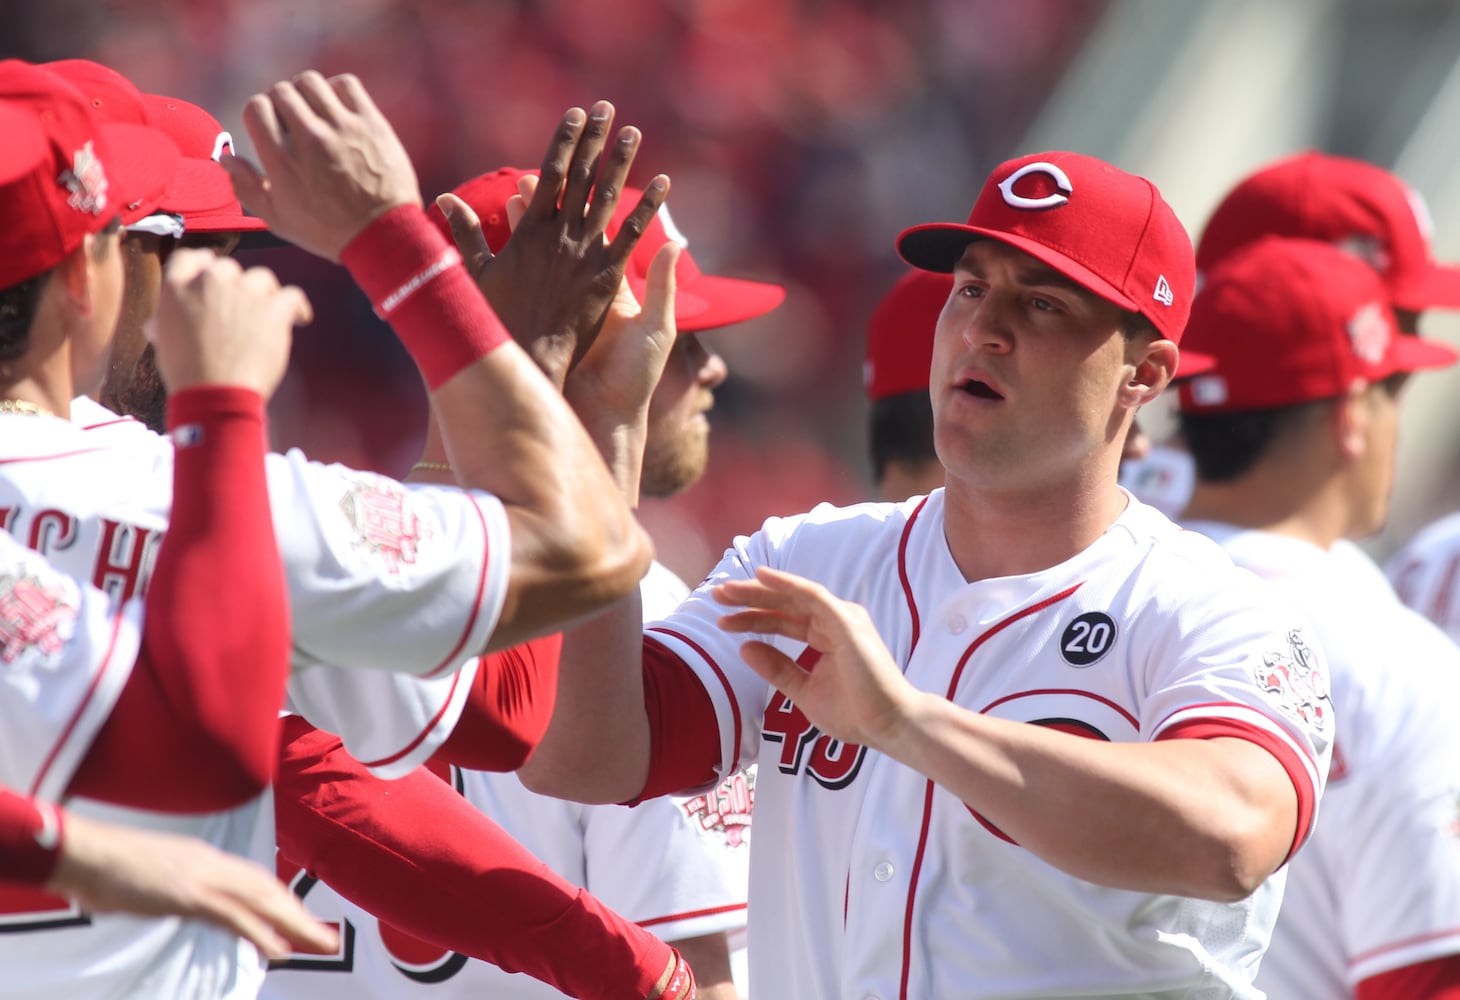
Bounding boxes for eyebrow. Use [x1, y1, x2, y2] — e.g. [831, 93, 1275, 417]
[954, 245, 1089, 294]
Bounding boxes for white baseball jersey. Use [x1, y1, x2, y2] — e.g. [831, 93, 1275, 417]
[648, 489, 1333, 1000]
[0, 403, 510, 998]
[261, 561, 753, 1000]
[1385, 510, 1460, 645]
[65, 397, 506, 774]
[1187, 524, 1460, 998]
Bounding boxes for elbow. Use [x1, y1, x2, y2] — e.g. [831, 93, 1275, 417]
[1191, 819, 1286, 903]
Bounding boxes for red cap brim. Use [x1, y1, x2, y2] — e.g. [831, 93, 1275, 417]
[1393, 263, 1460, 312]
[628, 272, 786, 333]
[1173, 348, 1217, 379]
[1383, 333, 1458, 376]
[898, 223, 1141, 317]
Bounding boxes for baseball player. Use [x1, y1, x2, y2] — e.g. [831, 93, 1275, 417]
[1190, 150, 1460, 597]
[0, 60, 336, 993]
[39, 60, 707, 998]
[1176, 236, 1460, 1000]
[518, 150, 1335, 998]
[261, 168, 781, 1000]
[0, 61, 699, 999]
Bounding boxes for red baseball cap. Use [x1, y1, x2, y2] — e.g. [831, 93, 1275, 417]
[430, 167, 786, 332]
[1197, 151, 1460, 312]
[897, 151, 1195, 344]
[863, 269, 950, 401]
[40, 59, 180, 228]
[141, 93, 269, 234]
[0, 60, 178, 289]
[1178, 237, 1457, 414]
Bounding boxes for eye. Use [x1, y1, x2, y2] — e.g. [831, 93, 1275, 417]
[1029, 295, 1062, 314]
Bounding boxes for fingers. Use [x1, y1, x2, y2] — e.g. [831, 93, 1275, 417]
[606, 175, 670, 270]
[222, 155, 271, 219]
[226, 874, 339, 957]
[435, 192, 493, 275]
[505, 173, 537, 232]
[737, 639, 808, 696]
[269, 283, 314, 330]
[582, 125, 641, 237]
[638, 241, 680, 335]
[719, 608, 811, 643]
[329, 72, 376, 117]
[531, 107, 587, 222]
[292, 69, 350, 125]
[559, 100, 616, 232]
[267, 78, 328, 145]
[240, 93, 288, 178]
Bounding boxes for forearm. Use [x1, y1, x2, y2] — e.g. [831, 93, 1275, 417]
[518, 593, 653, 804]
[882, 693, 1298, 900]
[342, 208, 649, 646]
[274, 717, 673, 998]
[69, 388, 286, 808]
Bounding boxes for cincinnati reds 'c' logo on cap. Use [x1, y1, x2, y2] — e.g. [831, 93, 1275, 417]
[998, 161, 1073, 211]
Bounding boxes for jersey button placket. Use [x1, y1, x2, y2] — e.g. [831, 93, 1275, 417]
[873, 861, 895, 882]
[948, 612, 968, 635]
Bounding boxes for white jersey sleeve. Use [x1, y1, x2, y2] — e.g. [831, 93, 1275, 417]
[1386, 510, 1460, 645]
[283, 657, 481, 780]
[0, 531, 141, 802]
[268, 449, 510, 677]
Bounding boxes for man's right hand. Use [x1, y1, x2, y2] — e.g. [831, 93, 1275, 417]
[434, 101, 669, 386]
[225, 71, 422, 262]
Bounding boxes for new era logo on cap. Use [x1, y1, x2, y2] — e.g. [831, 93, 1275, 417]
[1153, 275, 1174, 307]
[896, 150, 1195, 343]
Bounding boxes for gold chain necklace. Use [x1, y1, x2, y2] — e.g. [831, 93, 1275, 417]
[0, 399, 54, 417]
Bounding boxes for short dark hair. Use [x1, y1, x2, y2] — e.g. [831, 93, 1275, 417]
[0, 272, 51, 364]
[869, 390, 936, 482]
[0, 216, 119, 364]
[1122, 309, 1159, 342]
[1179, 402, 1327, 483]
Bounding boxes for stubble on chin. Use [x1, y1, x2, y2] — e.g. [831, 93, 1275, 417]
[102, 343, 168, 434]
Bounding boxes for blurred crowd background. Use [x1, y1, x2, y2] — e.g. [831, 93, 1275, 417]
[9, 0, 1460, 584]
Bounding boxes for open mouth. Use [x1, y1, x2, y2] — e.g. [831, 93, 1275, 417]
[958, 379, 1004, 401]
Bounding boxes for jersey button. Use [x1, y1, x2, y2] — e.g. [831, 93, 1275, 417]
[873, 861, 895, 882]
[948, 613, 967, 634]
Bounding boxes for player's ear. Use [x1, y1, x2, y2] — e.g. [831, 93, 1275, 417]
[1331, 379, 1371, 460]
[52, 237, 96, 316]
[1118, 337, 1176, 410]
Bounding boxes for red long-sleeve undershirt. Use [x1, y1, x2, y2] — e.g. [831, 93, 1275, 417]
[66, 387, 288, 811]
[433, 633, 562, 771]
[272, 715, 674, 1000]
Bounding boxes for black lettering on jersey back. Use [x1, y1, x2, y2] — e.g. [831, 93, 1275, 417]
[1059, 611, 1117, 666]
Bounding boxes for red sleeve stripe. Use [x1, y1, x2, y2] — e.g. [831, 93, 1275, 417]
[637, 902, 748, 930]
[359, 669, 467, 773]
[30, 607, 132, 800]
[1156, 716, 1316, 864]
[647, 627, 742, 773]
[0, 446, 112, 466]
[1154, 700, 1322, 789]
[420, 496, 495, 679]
[1352, 927, 1460, 970]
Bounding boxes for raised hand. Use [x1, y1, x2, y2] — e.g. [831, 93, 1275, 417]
[225, 71, 421, 262]
[148, 248, 311, 399]
[714, 567, 918, 751]
[435, 102, 669, 385]
[48, 809, 338, 960]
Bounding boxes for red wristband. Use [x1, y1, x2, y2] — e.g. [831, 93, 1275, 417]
[0, 792, 65, 885]
[658, 949, 697, 1000]
[340, 205, 511, 389]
